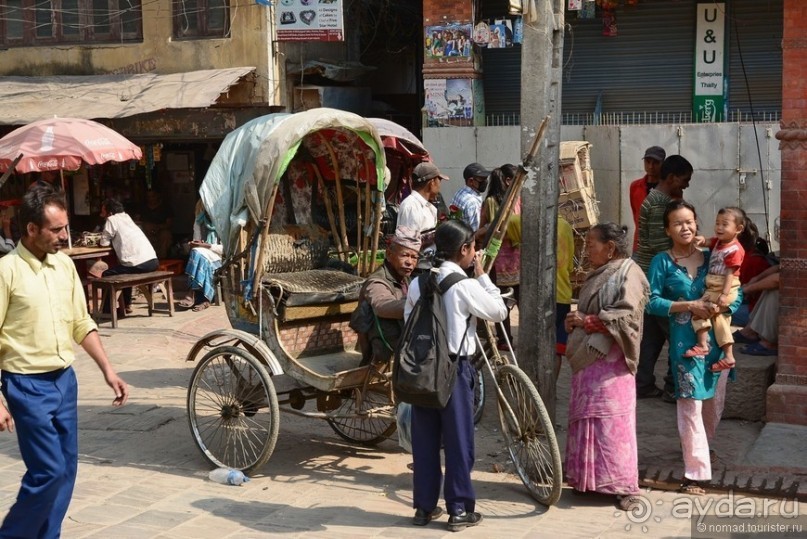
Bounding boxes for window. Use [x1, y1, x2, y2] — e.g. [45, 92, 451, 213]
[172, 0, 230, 40]
[0, 0, 142, 46]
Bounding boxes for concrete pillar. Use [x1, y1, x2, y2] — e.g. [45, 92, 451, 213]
[770, 0, 807, 425]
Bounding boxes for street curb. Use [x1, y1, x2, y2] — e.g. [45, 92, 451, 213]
[639, 466, 807, 502]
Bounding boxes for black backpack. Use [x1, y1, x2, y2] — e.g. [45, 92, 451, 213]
[392, 271, 469, 409]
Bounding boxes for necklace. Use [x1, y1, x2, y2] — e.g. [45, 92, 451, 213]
[670, 246, 696, 264]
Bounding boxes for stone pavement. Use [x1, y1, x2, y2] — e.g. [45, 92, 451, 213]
[0, 283, 805, 537]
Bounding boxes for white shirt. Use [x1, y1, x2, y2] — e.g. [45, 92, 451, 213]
[397, 189, 437, 237]
[100, 212, 157, 267]
[404, 261, 507, 357]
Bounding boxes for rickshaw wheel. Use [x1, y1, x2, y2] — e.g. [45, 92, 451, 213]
[327, 368, 396, 445]
[495, 364, 563, 507]
[187, 346, 280, 474]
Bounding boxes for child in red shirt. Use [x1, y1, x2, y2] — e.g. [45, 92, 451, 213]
[685, 207, 749, 371]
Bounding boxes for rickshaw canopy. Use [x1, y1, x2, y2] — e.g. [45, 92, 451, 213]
[200, 108, 387, 255]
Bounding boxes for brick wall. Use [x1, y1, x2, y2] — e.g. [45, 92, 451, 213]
[768, 0, 807, 425]
[422, 0, 473, 24]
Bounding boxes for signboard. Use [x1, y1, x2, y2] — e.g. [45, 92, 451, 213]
[693, 2, 726, 122]
[276, 0, 344, 42]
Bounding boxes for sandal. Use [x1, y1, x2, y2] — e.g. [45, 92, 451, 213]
[679, 480, 706, 496]
[683, 344, 711, 358]
[177, 299, 196, 309]
[191, 301, 211, 312]
[616, 495, 642, 512]
[710, 358, 736, 372]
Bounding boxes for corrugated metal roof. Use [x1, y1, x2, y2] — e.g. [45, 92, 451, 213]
[0, 67, 255, 126]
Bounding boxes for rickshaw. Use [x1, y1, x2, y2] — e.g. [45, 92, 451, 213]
[184, 108, 562, 506]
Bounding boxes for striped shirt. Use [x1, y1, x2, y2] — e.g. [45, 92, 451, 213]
[450, 186, 483, 230]
[633, 189, 673, 274]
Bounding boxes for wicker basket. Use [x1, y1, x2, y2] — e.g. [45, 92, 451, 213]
[263, 225, 331, 273]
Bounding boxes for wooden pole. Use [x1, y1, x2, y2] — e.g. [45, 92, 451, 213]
[360, 156, 373, 276]
[251, 182, 279, 298]
[319, 133, 350, 262]
[312, 165, 343, 259]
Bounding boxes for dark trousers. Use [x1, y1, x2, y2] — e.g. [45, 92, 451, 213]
[0, 367, 78, 539]
[411, 359, 476, 516]
[636, 313, 673, 394]
[102, 258, 159, 307]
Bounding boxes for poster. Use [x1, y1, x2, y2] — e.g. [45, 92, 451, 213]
[71, 168, 90, 216]
[276, 0, 344, 42]
[424, 79, 473, 123]
[425, 23, 473, 59]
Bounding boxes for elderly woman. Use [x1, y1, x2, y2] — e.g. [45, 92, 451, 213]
[645, 200, 741, 495]
[564, 223, 649, 511]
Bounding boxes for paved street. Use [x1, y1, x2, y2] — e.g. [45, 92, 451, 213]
[0, 284, 804, 538]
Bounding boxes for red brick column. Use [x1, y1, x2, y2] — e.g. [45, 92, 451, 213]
[770, 0, 807, 425]
[422, 0, 480, 126]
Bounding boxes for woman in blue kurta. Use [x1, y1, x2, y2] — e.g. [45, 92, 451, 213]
[646, 200, 740, 495]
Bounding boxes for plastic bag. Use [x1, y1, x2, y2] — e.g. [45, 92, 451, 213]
[396, 403, 413, 453]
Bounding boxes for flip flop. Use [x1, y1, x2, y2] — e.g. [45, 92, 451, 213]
[683, 344, 711, 358]
[709, 358, 735, 372]
[177, 299, 196, 309]
[616, 495, 642, 512]
[191, 301, 211, 312]
[742, 342, 778, 356]
[679, 480, 706, 496]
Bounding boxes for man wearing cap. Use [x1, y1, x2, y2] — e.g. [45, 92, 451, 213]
[629, 146, 666, 251]
[397, 162, 448, 250]
[451, 163, 491, 231]
[350, 226, 421, 365]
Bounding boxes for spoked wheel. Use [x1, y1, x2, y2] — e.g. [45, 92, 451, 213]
[473, 366, 485, 425]
[495, 364, 563, 506]
[187, 346, 280, 474]
[327, 369, 397, 445]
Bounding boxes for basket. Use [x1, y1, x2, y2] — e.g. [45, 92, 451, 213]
[264, 225, 331, 273]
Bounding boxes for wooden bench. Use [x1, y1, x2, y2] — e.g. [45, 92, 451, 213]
[89, 271, 175, 328]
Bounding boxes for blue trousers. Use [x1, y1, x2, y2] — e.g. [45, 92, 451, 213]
[411, 359, 476, 516]
[0, 367, 78, 539]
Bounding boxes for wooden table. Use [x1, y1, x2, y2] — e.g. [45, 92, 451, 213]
[63, 246, 112, 260]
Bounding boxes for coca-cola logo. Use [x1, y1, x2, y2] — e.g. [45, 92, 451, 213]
[37, 158, 60, 169]
[98, 151, 120, 160]
[84, 137, 114, 148]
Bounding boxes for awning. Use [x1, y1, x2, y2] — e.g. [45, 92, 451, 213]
[0, 67, 256, 126]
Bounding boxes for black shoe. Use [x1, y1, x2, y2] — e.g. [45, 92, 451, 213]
[637, 386, 663, 399]
[412, 507, 443, 526]
[447, 511, 483, 531]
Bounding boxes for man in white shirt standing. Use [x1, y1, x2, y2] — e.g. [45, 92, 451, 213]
[99, 198, 159, 312]
[397, 162, 449, 251]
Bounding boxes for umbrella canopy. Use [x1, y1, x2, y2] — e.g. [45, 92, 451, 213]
[368, 117, 429, 158]
[0, 117, 142, 173]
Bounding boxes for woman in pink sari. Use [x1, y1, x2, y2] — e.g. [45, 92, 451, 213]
[564, 223, 649, 511]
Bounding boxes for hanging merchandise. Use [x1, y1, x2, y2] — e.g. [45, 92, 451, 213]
[602, 10, 618, 37]
[473, 21, 491, 47]
[580, 1, 596, 20]
[513, 17, 523, 44]
[569, 0, 582, 9]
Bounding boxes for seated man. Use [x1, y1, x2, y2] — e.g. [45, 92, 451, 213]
[99, 198, 159, 313]
[350, 227, 420, 365]
[137, 189, 173, 259]
[733, 264, 780, 356]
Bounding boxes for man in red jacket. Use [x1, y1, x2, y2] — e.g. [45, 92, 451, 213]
[629, 146, 666, 251]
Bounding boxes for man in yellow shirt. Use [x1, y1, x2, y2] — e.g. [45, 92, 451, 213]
[0, 185, 129, 538]
[555, 216, 575, 377]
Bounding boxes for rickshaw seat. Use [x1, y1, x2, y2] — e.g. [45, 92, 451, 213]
[264, 269, 363, 322]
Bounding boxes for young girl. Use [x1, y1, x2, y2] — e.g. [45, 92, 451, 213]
[684, 206, 749, 371]
[404, 219, 506, 532]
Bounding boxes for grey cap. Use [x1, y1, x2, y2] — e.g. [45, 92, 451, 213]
[643, 146, 666, 163]
[413, 162, 448, 183]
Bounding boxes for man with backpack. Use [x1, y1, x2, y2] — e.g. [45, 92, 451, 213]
[399, 220, 506, 532]
[350, 227, 421, 365]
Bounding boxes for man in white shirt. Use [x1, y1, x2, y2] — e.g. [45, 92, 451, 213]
[397, 162, 449, 251]
[99, 198, 159, 312]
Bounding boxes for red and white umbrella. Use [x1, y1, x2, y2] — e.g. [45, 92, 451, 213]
[0, 117, 142, 174]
